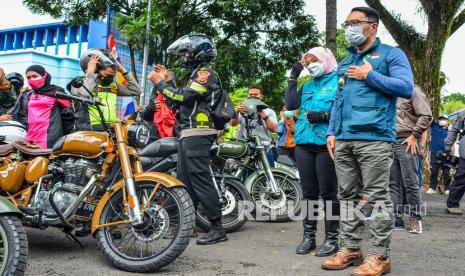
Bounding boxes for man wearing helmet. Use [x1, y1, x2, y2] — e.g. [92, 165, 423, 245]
[71, 48, 142, 131]
[0, 68, 19, 121]
[148, 34, 227, 245]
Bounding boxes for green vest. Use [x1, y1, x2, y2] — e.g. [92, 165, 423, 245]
[88, 82, 118, 125]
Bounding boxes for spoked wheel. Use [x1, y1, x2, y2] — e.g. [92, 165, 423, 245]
[96, 182, 194, 272]
[0, 215, 28, 276]
[196, 178, 253, 233]
[250, 173, 302, 221]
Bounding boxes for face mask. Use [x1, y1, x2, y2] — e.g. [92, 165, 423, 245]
[345, 26, 367, 46]
[99, 75, 114, 86]
[284, 111, 293, 119]
[307, 63, 325, 77]
[438, 120, 448, 127]
[27, 73, 47, 90]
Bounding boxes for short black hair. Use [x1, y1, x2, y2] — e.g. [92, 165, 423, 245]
[248, 86, 264, 95]
[351, 6, 380, 23]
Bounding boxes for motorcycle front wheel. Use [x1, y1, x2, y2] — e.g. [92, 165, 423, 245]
[250, 172, 302, 222]
[96, 182, 194, 272]
[196, 178, 253, 233]
[0, 215, 28, 276]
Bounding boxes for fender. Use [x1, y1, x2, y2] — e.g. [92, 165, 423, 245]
[0, 196, 22, 217]
[244, 168, 299, 193]
[91, 171, 185, 235]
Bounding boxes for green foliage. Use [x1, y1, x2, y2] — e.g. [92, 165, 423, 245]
[23, 0, 321, 112]
[336, 29, 350, 61]
[442, 93, 465, 104]
[441, 99, 465, 115]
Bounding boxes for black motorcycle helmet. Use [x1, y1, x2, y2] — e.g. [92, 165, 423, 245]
[79, 48, 117, 73]
[167, 34, 217, 68]
[6, 72, 24, 93]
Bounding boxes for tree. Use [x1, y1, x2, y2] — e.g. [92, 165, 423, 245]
[335, 29, 350, 61]
[441, 100, 465, 115]
[23, 0, 150, 80]
[24, 0, 320, 111]
[364, 0, 465, 118]
[325, 0, 337, 56]
[115, 0, 320, 111]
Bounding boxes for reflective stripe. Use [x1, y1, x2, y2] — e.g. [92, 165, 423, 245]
[189, 82, 207, 94]
[163, 89, 184, 102]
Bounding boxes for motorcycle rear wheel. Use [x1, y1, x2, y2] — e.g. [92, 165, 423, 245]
[0, 215, 28, 276]
[196, 178, 252, 233]
[96, 182, 194, 272]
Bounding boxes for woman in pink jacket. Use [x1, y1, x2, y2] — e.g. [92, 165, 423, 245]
[22, 65, 73, 148]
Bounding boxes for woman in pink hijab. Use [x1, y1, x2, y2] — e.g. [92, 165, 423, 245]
[284, 47, 340, 257]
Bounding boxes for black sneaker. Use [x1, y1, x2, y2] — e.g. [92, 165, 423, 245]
[196, 228, 228, 245]
[394, 218, 405, 231]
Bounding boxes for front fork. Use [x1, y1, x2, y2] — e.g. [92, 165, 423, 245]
[115, 124, 143, 224]
[259, 147, 280, 194]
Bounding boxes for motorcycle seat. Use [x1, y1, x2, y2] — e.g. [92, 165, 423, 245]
[0, 144, 15, 156]
[140, 137, 179, 158]
[14, 142, 52, 156]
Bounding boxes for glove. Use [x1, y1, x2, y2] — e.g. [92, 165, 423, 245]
[289, 62, 304, 80]
[306, 112, 330, 124]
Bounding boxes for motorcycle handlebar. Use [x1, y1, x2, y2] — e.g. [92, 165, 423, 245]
[55, 91, 103, 106]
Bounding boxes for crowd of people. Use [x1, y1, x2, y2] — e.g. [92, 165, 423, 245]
[1, 5, 465, 276]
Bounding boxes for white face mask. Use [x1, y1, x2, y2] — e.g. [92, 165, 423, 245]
[307, 62, 325, 78]
[345, 25, 368, 46]
[438, 120, 448, 127]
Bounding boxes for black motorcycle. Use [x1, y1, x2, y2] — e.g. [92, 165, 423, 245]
[140, 137, 252, 233]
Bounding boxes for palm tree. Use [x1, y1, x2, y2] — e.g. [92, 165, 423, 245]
[326, 0, 337, 56]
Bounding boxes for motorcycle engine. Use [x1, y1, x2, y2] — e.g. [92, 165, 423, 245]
[35, 158, 100, 216]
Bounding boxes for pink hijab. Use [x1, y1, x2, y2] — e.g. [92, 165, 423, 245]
[303, 47, 338, 74]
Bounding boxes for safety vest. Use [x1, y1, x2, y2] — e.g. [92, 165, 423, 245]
[88, 82, 118, 125]
[224, 124, 240, 141]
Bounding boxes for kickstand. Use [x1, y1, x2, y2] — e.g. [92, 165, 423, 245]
[64, 230, 85, 249]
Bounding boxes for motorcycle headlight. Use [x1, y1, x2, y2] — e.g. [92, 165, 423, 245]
[127, 123, 150, 148]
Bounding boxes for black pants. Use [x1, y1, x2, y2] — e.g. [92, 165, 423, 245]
[295, 145, 339, 219]
[277, 147, 296, 161]
[447, 157, 465, 208]
[430, 155, 452, 190]
[177, 135, 221, 222]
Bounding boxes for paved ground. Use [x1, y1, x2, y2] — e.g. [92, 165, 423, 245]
[26, 193, 465, 276]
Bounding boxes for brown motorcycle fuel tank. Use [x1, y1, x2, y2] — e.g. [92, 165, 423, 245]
[52, 131, 110, 158]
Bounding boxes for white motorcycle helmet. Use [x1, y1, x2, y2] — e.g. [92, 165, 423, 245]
[0, 121, 27, 144]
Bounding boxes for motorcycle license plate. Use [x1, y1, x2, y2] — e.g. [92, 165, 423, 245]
[75, 202, 97, 221]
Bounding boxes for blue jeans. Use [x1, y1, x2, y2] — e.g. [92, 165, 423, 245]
[266, 149, 275, 167]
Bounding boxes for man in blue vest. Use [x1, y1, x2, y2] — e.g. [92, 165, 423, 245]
[322, 7, 414, 276]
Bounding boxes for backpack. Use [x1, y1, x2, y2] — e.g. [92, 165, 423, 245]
[209, 72, 235, 130]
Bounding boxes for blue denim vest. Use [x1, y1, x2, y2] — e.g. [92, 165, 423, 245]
[294, 71, 338, 145]
[333, 40, 397, 142]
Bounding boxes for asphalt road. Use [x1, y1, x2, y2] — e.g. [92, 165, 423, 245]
[25, 193, 465, 276]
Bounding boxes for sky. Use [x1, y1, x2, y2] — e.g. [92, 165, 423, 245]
[0, 0, 464, 94]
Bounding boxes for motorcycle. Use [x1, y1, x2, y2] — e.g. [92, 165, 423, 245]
[224, 98, 302, 222]
[0, 78, 194, 273]
[0, 121, 27, 145]
[0, 196, 28, 275]
[139, 137, 251, 233]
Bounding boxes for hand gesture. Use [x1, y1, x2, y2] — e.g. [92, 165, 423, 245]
[236, 103, 246, 113]
[87, 55, 100, 73]
[347, 60, 373, 80]
[0, 68, 6, 84]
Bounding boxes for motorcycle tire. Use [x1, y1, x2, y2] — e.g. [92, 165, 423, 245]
[250, 172, 303, 222]
[196, 178, 253, 233]
[0, 215, 28, 276]
[96, 183, 194, 272]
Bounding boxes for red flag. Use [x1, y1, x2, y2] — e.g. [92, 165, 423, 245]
[107, 34, 127, 86]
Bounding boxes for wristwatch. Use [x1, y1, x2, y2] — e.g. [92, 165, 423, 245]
[419, 143, 426, 149]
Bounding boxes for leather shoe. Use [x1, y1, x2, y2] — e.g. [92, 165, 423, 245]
[321, 247, 364, 270]
[351, 255, 391, 276]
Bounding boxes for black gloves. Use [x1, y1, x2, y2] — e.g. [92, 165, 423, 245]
[290, 62, 304, 80]
[306, 112, 330, 124]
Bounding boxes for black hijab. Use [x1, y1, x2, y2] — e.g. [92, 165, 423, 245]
[26, 65, 64, 96]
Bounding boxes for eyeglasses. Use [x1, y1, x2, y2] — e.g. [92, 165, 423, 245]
[341, 20, 375, 29]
